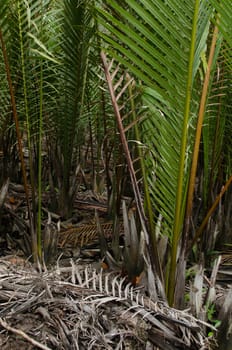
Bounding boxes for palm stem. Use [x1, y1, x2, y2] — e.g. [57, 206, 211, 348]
[18, 0, 39, 262]
[190, 175, 232, 250]
[37, 64, 43, 262]
[127, 76, 163, 283]
[184, 23, 219, 253]
[0, 27, 37, 263]
[167, 0, 200, 306]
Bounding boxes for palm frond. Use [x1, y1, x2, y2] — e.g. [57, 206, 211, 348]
[207, 0, 232, 182]
[97, 0, 214, 304]
[202, 56, 231, 204]
[210, 0, 232, 66]
[101, 52, 165, 300]
[0, 1, 19, 173]
[48, 0, 96, 217]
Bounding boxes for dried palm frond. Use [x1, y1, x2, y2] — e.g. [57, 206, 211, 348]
[0, 258, 215, 350]
[122, 200, 144, 284]
[0, 178, 9, 211]
[216, 286, 232, 350]
[43, 212, 60, 265]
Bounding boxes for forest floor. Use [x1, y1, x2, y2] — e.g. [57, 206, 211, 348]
[0, 182, 231, 349]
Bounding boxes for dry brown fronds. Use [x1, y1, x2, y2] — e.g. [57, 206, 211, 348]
[0, 257, 215, 350]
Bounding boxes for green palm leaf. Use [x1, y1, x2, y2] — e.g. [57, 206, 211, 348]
[97, 0, 213, 304]
[210, 0, 232, 46]
[49, 0, 96, 217]
[0, 0, 55, 262]
[207, 1, 232, 184]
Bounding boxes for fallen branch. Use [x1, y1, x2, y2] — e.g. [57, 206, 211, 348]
[0, 317, 52, 350]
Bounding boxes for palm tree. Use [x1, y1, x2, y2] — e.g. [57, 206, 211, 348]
[96, 0, 232, 306]
[0, 0, 103, 262]
[1, 0, 231, 306]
